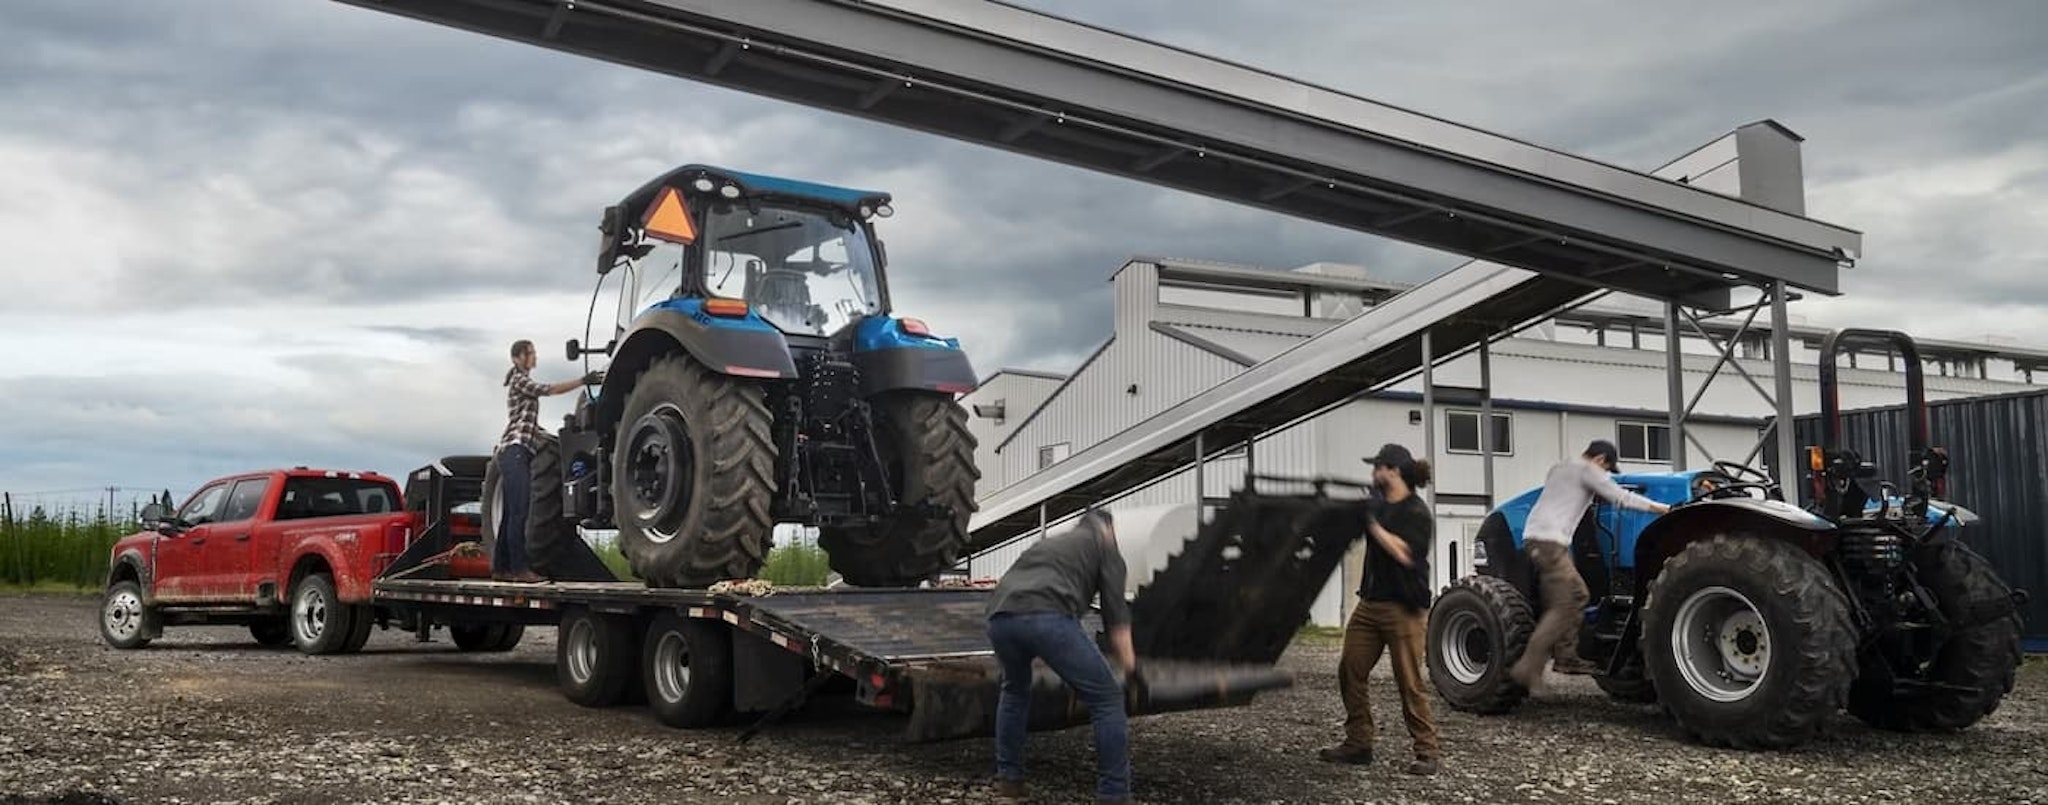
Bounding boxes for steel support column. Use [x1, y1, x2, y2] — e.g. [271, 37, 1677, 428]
[1661, 283, 1803, 481]
[1480, 340, 1494, 508]
[1666, 303, 1688, 469]
[1770, 281, 1799, 493]
[1193, 431, 1206, 522]
[1421, 330, 1435, 510]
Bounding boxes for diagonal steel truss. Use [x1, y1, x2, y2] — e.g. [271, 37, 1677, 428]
[1663, 280, 1800, 491]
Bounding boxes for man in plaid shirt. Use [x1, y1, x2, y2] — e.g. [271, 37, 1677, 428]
[497, 339, 602, 582]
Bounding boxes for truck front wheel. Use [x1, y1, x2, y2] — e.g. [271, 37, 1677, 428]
[613, 354, 776, 588]
[819, 391, 981, 587]
[1640, 535, 1856, 750]
[99, 580, 158, 650]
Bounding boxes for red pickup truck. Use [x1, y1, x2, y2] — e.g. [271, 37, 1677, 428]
[98, 467, 429, 655]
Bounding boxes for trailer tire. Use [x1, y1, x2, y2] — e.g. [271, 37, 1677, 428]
[1426, 575, 1535, 714]
[614, 354, 775, 588]
[99, 580, 158, 650]
[1641, 535, 1855, 750]
[558, 607, 641, 707]
[451, 622, 523, 652]
[819, 391, 981, 587]
[249, 618, 291, 647]
[641, 611, 733, 728]
[290, 574, 359, 656]
[1847, 540, 2023, 732]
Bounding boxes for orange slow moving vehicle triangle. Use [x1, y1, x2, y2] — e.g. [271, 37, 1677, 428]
[641, 186, 697, 244]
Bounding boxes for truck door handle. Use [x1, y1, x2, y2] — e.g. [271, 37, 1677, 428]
[234, 533, 251, 541]
[192, 538, 206, 545]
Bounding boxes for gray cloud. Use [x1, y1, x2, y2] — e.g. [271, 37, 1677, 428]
[1, 0, 2043, 496]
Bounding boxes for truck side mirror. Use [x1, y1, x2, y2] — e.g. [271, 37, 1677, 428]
[139, 502, 168, 523]
[595, 204, 627, 276]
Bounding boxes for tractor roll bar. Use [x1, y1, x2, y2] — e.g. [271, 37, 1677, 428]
[1816, 328, 1928, 457]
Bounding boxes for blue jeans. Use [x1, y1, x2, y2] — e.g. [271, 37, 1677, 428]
[494, 444, 532, 575]
[986, 611, 1130, 800]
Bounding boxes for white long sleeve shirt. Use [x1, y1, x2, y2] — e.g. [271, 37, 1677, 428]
[1523, 460, 1663, 546]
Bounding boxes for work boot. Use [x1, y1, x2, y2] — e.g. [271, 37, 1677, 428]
[992, 778, 1025, 800]
[1552, 657, 1601, 676]
[1317, 745, 1373, 765]
[1406, 757, 1440, 776]
[1510, 662, 1548, 696]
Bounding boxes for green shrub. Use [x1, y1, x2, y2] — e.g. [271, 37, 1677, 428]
[760, 543, 832, 586]
[0, 504, 132, 590]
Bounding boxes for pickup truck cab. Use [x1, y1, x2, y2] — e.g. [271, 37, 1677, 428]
[99, 467, 414, 655]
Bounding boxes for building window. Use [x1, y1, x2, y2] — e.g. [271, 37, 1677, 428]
[1445, 410, 1512, 455]
[1038, 442, 1071, 470]
[1617, 421, 1672, 463]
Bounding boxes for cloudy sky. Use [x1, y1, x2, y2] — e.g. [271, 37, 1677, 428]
[1, 0, 2042, 510]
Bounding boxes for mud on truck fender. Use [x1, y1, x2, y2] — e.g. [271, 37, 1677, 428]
[590, 305, 799, 429]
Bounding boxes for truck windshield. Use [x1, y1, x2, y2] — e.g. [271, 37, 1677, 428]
[277, 477, 399, 521]
[700, 204, 883, 336]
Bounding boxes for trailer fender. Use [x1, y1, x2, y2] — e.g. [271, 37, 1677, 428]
[1631, 498, 1837, 598]
[594, 305, 798, 428]
[849, 316, 977, 395]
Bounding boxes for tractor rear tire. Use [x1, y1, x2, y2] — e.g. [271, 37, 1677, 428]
[1426, 575, 1535, 714]
[613, 354, 776, 588]
[1846, 540, 2023, 732]
[820, 391, 981, 587]
[1640, 535, 1856, 750]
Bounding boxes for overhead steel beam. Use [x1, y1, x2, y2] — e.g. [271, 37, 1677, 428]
[330, 0, 1861, 303]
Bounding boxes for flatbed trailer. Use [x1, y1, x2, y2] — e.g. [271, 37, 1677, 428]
[368, 457, 1306, 742]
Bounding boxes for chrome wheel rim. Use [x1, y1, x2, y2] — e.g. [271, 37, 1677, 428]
[652, 629, 693, 704]
[103, 589, 143, 640]
[1671, 585, 1771, 703]
[565, 619, 598, 685]
[293, 585, 328, 643]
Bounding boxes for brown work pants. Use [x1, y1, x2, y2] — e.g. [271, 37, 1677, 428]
[1337, 600, 1439, 760]
[1513, 540, 1591, 682]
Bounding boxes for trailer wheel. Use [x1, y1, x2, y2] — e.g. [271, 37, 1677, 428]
[98, 580, 158, 650]
[819, 391, 981, 587]
[249, 618, 291, 647]
[1847, 540, 2023, 732]
[450, 622, 523, 652]
[1640, 535, 1855, 750]
[613, 354, 776, 588]
[641, 611, 733, 728]
[1426, 575, 1534, 714]
[290, 573, 359, 656]
[557, 607, 641, 707]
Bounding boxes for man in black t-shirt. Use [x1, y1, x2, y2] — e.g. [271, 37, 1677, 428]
[1319, 443, 1441, 776]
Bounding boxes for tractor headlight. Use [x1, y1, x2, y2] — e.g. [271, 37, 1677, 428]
[718, 184, 741, 199]
[692, 177, 716, 193]
[875, 203, 894, 218]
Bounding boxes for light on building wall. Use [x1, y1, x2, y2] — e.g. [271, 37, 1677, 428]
[1408, 410, 1422, 425]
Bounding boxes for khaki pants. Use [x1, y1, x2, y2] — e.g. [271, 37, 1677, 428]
[1337, 600, 1439, 760]
[1513, 540, 1591, 682]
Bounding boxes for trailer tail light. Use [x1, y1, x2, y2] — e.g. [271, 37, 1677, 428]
[899, 317, 931, 337]
[703, 298, 750, 318]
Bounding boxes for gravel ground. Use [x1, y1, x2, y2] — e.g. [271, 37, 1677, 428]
[2, 592, 2045, 805]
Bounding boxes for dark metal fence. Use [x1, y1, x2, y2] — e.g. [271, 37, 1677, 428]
[1766, 388, 2048, 649]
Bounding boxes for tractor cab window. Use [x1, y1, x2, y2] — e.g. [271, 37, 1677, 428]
[701, 204, 882, 336]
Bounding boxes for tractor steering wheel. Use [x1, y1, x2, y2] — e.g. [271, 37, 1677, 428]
[1691, 460, 1776, 502]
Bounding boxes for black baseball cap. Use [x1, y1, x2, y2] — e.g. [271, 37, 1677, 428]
[1364, 443, 1415, 470]
[1585, 439, 1621, 472]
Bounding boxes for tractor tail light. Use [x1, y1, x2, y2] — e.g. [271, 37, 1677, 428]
[1807, 446, 1825, 472]
[703, 298, 750, 318]
[899, 317, 931, 337]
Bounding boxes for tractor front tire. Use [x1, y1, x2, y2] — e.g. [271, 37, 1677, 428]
[1426, 575, 1535, 714]
[1641, 535, 1856, 750]
[612, 354, 776, 588]
[820, 391, 981, 587]
[1847, 540, 2023, 732]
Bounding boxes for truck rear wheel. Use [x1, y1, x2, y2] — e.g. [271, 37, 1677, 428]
[613, 354, 776, 588]
[249, 618, 291, 647]
[1847, 540, 2023, 732]
[819, 391, 981, 587]
[1640, 535, 1856, 750]
[1426, 574, 1535, 714]
[99, 580, 158, 650]
[641, 611, 733, 728]
[290, 573, 359, 656]
[558, 607, 641, 707]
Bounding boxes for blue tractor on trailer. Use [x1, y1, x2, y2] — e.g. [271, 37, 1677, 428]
[482, 164, 983, 589]
[1428, 328, 2029, 749]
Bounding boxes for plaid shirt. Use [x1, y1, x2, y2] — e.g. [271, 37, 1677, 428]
[500, 366, 551, 452]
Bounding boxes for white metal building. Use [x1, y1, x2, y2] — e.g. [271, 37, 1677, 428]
[961, 255, 2048, 627]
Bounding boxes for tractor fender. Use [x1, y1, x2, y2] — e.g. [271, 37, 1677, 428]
[1630, 497, 1838, 599]
[593, 306, 798, 428]
[849, 315, 978, 396]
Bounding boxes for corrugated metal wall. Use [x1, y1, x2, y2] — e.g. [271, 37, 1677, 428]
[1768, 389, 2048, 646]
